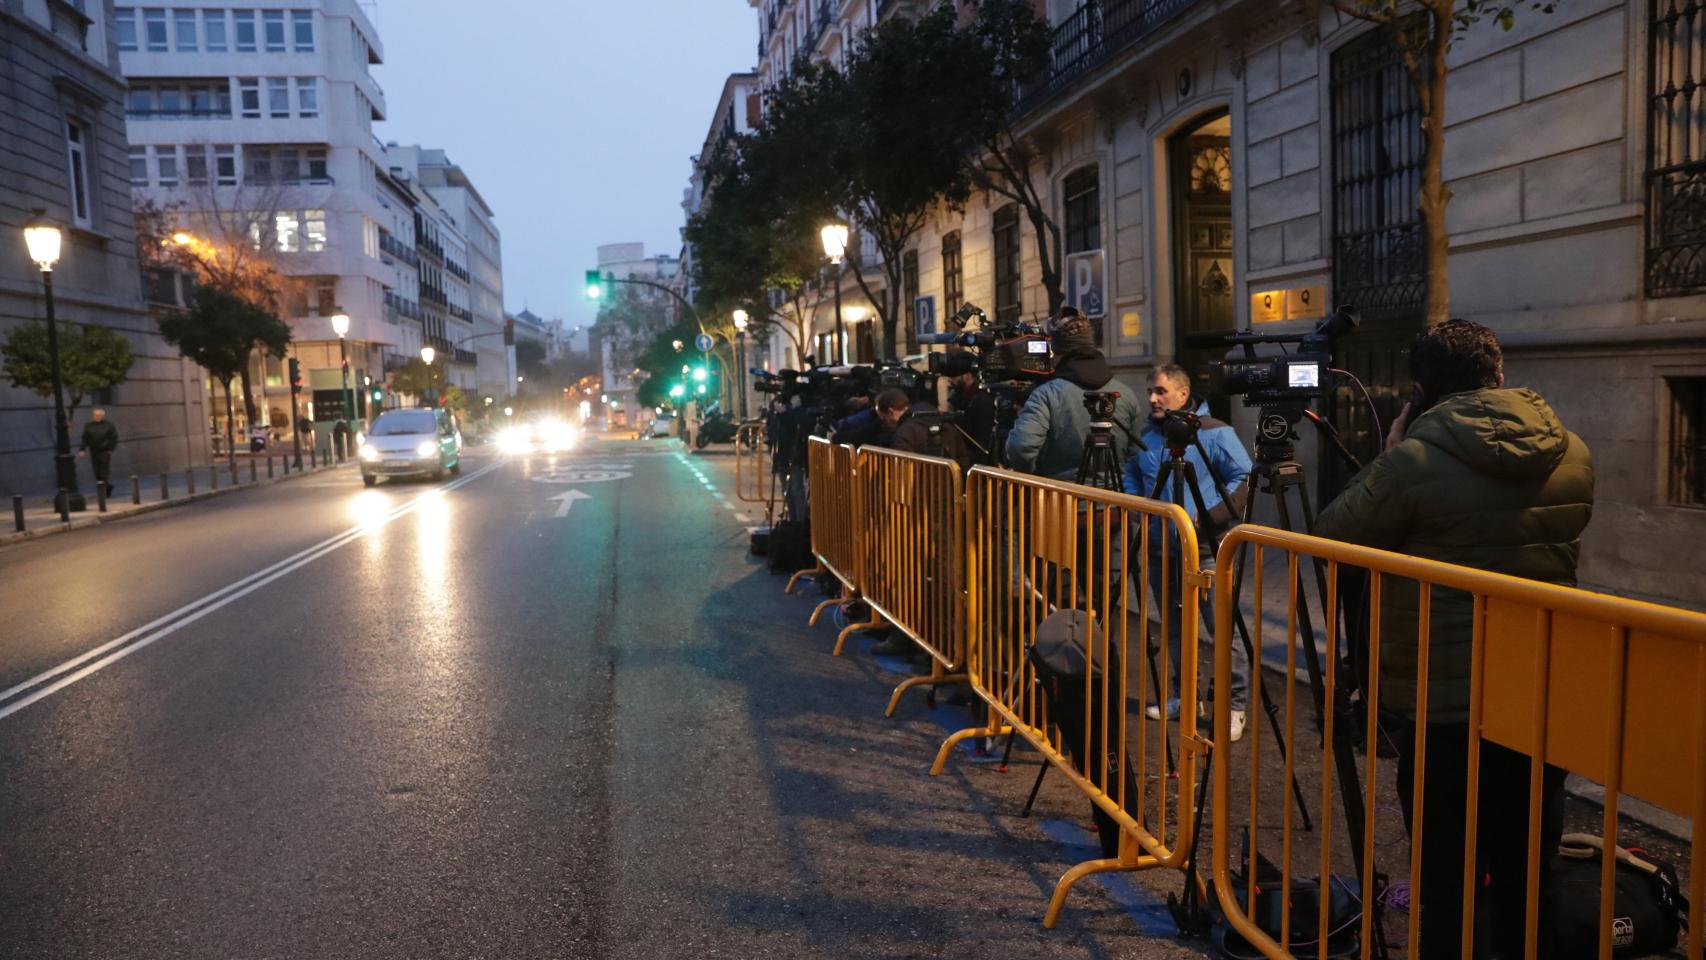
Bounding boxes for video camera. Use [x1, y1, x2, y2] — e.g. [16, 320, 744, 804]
[1082, 390, 1120, 422]
[920, 303, 1053, 385]
[1183, 306, 1360, 405]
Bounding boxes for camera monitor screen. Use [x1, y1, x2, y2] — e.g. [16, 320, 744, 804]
[1026, 340, 1050, 355]
[1287, 362, 1320, 389]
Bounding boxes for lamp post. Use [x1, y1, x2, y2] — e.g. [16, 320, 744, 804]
[420, 345, 437, 407]
[330, 310, 353, 460]
[820, 221, 849, 365]
[732, 309, 749, 418]
[23, 212, 84, 514]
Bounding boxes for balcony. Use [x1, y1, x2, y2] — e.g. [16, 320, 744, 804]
[379, 233, 418, 266]
[448, 304, 473, 323]
[1013, 0, 1199, 119]
[446, 261, 471, 283]
[420, 284, 448, 307]
[126, 108, 233, 121]
[453, 348, 478, 366]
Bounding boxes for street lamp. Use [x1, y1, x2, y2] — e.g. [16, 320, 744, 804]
[732, 309, 749, 418]
[820, 220, 849, 364]
[329, 310, 355, 452]
[22, 211, 84, 514]
[420, 344, 437, 407]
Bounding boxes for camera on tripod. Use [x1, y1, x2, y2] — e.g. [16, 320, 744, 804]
[1160, 409, 1201, 451]
[1081, 390, 1119, 422]
[1186, 306, 1361, 405]
[919, 302, 1053, 384]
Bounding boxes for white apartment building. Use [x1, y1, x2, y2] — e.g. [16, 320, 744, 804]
[118, 0, 397, 435]
[594, 242, 678, 430]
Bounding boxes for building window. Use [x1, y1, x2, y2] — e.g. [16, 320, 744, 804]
[1670, 377, 1706, 506]
[143, 8, 167, 50]
[185, 145, 208, 186]
[129, 147, 149, 186]
[901, 248, 919, 346]
[233, 10, 256, 52]
[262, 10, 286, 51]
[116, 9, 137, 50]
[291, 10, 314, 51]
[993, 204, 1021, 325]
[1063, 166, 1100, 254]
[257, 210, 326, 253]
[155, 145, 178, 187]
[1331, 27, 1426, 321]
[1648, 2, 1706, 295]
[128, 87, 153, 115]
[296, 77, 318, 118]
[204, 9, 227, 51]
[941, 230, 962, 317]
[267, 78, 290, 117]
[214, 145, 236, 186]
[238, 78, 260, 118]
[174, 9, 197, 51]
[65, 122, 93, 228]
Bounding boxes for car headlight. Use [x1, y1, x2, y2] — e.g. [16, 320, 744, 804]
[358, 444, 379, 461]
[416, 440, 438, 458]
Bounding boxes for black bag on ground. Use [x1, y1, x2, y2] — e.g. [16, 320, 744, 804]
[1026, 609, 1138, 859]
[1549, 833, 1687, 958]
[1210, 835, 1360, 960]
[767, 519, 812, 575]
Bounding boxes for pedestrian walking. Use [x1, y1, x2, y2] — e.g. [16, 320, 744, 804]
[79, 407, 119, 497]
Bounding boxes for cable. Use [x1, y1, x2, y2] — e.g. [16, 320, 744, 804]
[1331, 368, 1384, 444]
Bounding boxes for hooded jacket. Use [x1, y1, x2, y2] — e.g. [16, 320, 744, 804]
[1312, 387, 1594, 722]
[1004, 349, 1144, 482]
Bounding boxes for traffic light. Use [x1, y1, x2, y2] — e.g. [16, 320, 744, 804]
[371, 387, 383, 403]
[692, 367, 708, 383]
[668, 384, 685, 399]
[695, 384, 707, 396]
[584, 270, 609, 301]
[503, 317, 515, 345]
[288, 357, 302, 391]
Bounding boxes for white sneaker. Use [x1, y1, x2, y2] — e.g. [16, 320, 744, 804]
[1229, 710, 1247, 743]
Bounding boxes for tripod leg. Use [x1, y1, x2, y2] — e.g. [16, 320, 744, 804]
[1232, 604, 1314, 831]
[1020, 759, 1049, 817]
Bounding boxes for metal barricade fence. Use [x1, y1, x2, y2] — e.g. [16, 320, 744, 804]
[793, 438, 879, 647]
[855, 447, 966, 715]
[1210, 525, 1706, 960]
[933, 465, 1210, 928]
[734, 421, 774, 509]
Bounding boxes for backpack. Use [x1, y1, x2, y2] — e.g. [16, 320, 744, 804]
[1210, 837, 1361, 960]
[767, 519, 813, 575]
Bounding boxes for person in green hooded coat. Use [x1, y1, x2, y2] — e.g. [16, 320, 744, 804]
[1313, 319, 1594, 959]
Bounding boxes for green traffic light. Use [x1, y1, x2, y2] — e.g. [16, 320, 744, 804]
[696, 384, 707, 395]
[586, 285, 602, 300]
[692, 367, 707, 382]
[668, 384, 685, 398]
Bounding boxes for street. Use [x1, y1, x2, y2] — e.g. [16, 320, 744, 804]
[0, 437, 1205, 960]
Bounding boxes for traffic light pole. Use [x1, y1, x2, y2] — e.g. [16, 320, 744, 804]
[288, 356, 304, 469]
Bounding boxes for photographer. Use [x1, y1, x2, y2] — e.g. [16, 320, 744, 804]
[830, 387, 882, 447]
[1312, 319, 1594, 959]
[1004, 307, 1143, 479]
[1122, 364, 1252, 740]
[937, 352, 997, 466]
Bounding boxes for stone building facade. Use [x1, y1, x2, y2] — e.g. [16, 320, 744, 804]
[1, 0, 210, 497]
[744, 0, 1706, 607]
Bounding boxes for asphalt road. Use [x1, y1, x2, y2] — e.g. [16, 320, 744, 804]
[0, 435, 1215, 960]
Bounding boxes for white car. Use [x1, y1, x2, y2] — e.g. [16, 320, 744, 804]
[649, 416, 674, 438]
[358, 409, 461, 486]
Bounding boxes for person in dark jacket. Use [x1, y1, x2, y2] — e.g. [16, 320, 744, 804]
[78, 408, 119, 496]
[1004, 307, 1143, 480]
[1313, 319, 1594, 960]
[1123, 364, 1252, 739]
[937, 351, 997, 466]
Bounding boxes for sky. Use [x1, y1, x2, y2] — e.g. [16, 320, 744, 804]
[370, 0, 757, 335]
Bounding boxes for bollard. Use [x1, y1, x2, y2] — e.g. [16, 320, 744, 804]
[231, 460, 239, 485]
[57, 490, 69, 523]
[187, 468, 196, 496]
[283, 455, 290, 475]
[12, 495, 23, 533]
[248, 459, 256, 483]
[312, 448, 319, 469]
[267, 456, 275, 479]
[96, 482, 107, 513]
[131, 475, 141, 505]
[209, 464, 218, 491]
[160, 472, 169, 500]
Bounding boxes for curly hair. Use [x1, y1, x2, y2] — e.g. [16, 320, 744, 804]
[1410, 319, 1502, 399]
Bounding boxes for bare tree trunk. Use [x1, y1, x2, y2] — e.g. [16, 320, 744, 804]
[1416, 8, 1453, 326]
[222, 377, 237, 463]
[238, 349, 258, 425]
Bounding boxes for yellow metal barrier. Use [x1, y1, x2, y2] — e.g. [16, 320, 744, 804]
[932, 466, 1210, 928]
[1210, 525, 1706, 960]
[790, 438, 881, 649]
[856, 446, 966, 714]
[734, 421, 774, 510]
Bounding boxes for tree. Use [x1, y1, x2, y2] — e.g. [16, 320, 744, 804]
[1327, 0, 1556, 324]
[514, 339, 548, 378]
[158, 286, 292, 460]
[387, 357, 437, 401]
[2, 322, 135, 425]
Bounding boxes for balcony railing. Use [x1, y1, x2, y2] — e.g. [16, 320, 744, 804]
[446, 261, 471, 283]
[1013, 0, 1199, 119]
[379, 233, 418, 266]
[453, 348, 478, 366]
[420, 284, 448, 307]
[126, 108, 233, 120]
[448, 304, 473, 323]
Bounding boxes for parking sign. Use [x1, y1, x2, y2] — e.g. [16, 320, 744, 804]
[1065, 250, 1106, 318]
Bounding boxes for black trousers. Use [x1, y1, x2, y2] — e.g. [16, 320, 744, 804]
[1395, 722, 1566, 959]
[89, 452, 112, 490]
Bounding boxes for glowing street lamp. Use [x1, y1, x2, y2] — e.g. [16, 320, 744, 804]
[22, 211, 83, 513]
[821, 219, 849, 364]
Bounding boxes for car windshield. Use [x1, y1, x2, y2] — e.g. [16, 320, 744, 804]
[370, 412, 437, 436]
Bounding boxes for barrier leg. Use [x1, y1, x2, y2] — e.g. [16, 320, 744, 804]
[931, 722, 1012, 777]
[832, 607, 884, 657]
[885, 660, 969, 718]
[807, 582, 848, 628]
[786, 561, 827, 595]
[1043, 833, 1150, 929]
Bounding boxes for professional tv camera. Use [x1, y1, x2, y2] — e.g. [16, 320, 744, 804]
[917, 303, 1055, 466]
[1188, 306, 1360, 407]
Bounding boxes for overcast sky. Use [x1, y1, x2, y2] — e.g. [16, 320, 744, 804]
[372, 0, 756, 334]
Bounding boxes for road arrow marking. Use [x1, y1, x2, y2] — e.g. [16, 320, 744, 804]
[548, 490, 592, 518]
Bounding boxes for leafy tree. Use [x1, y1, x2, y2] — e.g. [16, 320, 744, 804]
[158, 286, 292, 460]
[514, 339, 548, 378]
[1, 321, 135, 425]
[387, 357, 437, 401]
[1327, 0, 1556, 324]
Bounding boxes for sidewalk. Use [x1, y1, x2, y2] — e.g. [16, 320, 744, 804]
[3, 453, 352, 548]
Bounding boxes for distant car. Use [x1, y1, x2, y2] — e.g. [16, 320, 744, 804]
[358, 409, 461, 486]
[649, 416, 674, 438]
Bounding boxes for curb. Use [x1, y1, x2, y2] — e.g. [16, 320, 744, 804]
[1, 461, 356, 549]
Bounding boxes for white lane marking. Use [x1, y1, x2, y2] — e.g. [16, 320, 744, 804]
[0, 460, 503, 721]
[548, 490, 591, 517]
[531, 469, 631, 484]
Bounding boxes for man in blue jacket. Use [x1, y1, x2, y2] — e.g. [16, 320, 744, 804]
[1123, 363, 1252, 740]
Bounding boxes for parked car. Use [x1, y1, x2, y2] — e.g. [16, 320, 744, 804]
[357, 408, 461, 486]
[649, 416, 674, 438]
